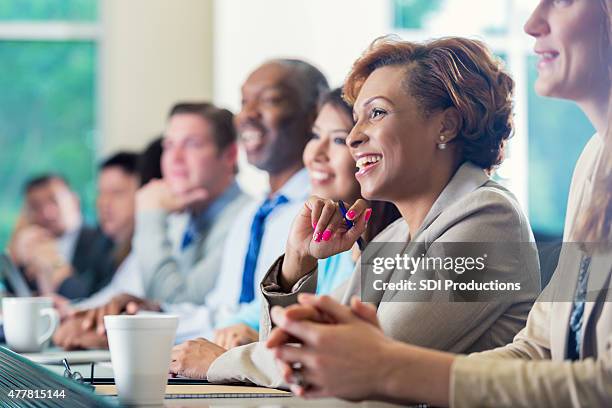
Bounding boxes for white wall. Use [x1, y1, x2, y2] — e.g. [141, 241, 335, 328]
[214, 0, 391, 110]
[100, 0, 214, 156]
[213, 0, 392, 195]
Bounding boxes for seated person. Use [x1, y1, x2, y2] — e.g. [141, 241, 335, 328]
[131, 102, 252, 304]
[8, 174, 112, 299]
[73, 152, 143, 310]
[213, 88, 400, 349]
[167, 36, 541, 385]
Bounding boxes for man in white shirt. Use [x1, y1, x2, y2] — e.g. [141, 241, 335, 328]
[165, 59, 329, 342]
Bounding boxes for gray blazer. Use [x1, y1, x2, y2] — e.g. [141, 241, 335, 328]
[134, 183, 252, 304]
[207, 162, 541, 387]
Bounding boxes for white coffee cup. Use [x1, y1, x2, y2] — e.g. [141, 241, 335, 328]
[2, 297, 60, 353]
[105, 314, 178, 406]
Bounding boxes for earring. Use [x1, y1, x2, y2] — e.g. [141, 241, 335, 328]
[437, 136, 447, 150]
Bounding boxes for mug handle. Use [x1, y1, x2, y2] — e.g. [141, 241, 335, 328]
[38, 307, 60, 346]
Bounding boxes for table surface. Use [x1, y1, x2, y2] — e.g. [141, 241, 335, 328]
[35, 350, 409, 408]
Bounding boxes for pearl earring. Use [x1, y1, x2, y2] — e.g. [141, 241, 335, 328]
[437, 136, 447, 150]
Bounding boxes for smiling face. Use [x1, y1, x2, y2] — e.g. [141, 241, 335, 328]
[235, 62, 312, 174]
[303, 103, 361, 203]
[347, 65, 449, 202]
[161, 113, 229, 195]
[525, 0, 610, 101]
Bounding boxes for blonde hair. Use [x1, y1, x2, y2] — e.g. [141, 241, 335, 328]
[572, 0, 612, 244]
[572, 97, 612, 244]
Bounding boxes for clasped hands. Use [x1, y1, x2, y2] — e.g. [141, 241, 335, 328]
[266, 294, 395, 400]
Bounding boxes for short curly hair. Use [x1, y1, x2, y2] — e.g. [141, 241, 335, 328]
[343, 36, 514, 170]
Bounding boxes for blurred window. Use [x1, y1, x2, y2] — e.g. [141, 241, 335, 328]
[0, 0, 98, 249]
[0, 0, 97, 21]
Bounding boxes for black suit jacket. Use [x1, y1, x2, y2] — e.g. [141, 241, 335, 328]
[9, 225, 117, 299]
[56, 225, 116, 299]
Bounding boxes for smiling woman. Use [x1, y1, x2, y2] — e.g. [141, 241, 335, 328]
[343, 36, 513, 205]
[196, 35, 541, 389]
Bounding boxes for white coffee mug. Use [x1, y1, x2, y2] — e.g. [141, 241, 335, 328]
[105, 314, 178, 406]
[2, 297, 60, 352]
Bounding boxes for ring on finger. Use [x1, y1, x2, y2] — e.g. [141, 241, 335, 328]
[291, 363, 308, 389]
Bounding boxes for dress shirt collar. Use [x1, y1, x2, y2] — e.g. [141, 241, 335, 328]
[191, 181, 243, 232]
[57, 222, 82, 262]
[267, 167, 310, 203]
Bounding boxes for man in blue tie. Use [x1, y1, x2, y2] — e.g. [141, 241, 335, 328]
[162, 60, 329, 343]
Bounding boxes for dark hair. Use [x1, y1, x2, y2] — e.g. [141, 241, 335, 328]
[319, 87, 352, 120]
[100, 151, 139, 175]
[344, 36, 514, 171]
[138, 137, 163, 186]
[23, 174, 68, 194]
[363, 201, 402, 243]
[272, 59, 330, 114]
[168, 102, 236, 151]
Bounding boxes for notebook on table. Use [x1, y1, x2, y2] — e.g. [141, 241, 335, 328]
[21, 349, 111, 365]
[0, 346, 114, 407]
[95, 383, 292, 399]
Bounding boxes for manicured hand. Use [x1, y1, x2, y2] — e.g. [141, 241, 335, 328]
[169, 338, 226, 379]
[282, 196, 371, 289]
[267, 294, 390, 400]
[266, 300, 336, 348]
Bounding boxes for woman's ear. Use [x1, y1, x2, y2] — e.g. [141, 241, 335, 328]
[438, 107, 462, 142]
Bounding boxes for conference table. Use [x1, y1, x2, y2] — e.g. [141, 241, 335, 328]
[22, 348, 414, 407]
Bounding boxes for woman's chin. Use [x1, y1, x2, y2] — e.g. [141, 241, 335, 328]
[359, 184, 385, 202]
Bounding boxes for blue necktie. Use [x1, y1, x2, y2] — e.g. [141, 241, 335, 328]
[239, 194, 288, 303]
[567, 256, 592, 360]
[180, 219, 198, 251]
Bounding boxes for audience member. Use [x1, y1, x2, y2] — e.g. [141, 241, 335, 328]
[8, 175, 112, 299]
[73, 152, 143, 310]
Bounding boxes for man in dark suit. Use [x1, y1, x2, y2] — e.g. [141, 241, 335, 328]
[8, 174, 113, 299]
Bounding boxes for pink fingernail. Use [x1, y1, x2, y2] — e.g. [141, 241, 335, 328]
[322, 229, 332, 241]
[364, 208, 372, 222]
[313, 232, 322, 242]
[346, 210, 356, 220]
[312, 221, 317, 229]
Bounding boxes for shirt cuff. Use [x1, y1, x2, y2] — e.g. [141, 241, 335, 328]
[261, 255, 317, 299]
